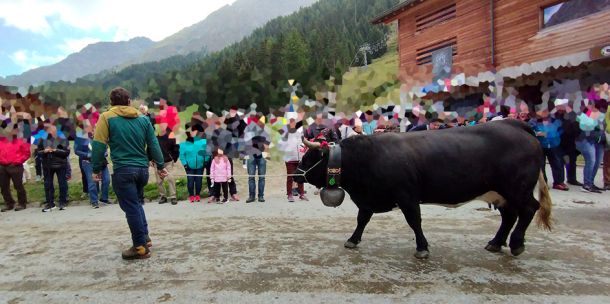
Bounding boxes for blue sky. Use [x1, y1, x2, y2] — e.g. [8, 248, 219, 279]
[0, 0, 235, 78]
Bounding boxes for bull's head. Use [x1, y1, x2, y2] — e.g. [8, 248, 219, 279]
[294, 137, 329, 188]
[297, 136, 346, 207]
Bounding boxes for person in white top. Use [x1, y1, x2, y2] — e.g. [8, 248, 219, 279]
[278, 118, 308, 202]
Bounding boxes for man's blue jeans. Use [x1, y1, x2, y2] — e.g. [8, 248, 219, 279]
[44, 167, 68, 208]
[575, 139, 605, 187]
[112, 166, 149, 247]
[247, 157, 266, 199]
[81, 160, 110, 205]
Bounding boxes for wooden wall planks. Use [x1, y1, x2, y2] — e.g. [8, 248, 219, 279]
[384, 0, 610, 85]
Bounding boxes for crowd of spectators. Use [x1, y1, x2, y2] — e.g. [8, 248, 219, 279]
[0, 90, 608, 214]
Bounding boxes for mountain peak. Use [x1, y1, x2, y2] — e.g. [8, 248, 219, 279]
[2, 37, 155, 87]
[131, 0, 318, 63]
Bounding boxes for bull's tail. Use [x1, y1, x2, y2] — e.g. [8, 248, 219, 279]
[536, 170, 553, 231]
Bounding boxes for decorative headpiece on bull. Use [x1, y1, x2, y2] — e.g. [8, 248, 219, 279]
[296, 129, 345, 207]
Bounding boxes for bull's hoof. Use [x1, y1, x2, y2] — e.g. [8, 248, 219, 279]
[344, 240, 358, 249]
[414, 250, 430, 259]
[485, 244, 502, 253]
[511, 246, 525, 256]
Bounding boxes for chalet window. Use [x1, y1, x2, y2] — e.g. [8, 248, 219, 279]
[542, 0, 610, 29]
[416, 37, 457, 66]
[415, 2, 457, 33]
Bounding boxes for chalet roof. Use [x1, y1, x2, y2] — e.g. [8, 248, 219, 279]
[370, 0, 421, 24]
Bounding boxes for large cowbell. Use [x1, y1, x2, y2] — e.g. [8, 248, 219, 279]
[320, 187, 345, 207]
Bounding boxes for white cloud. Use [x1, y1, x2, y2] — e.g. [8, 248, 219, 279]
[0, 0, 58, 35]
[0, 0, 237, 41]
[10, 49, 65, 70]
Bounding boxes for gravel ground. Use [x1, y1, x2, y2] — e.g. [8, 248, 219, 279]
[0, 164, 609, 303]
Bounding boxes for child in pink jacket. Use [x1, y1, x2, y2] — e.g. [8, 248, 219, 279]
[210, 150, 232, 203]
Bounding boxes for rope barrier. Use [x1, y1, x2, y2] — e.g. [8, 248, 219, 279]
[166, 156, 323, 182]
[169, 173, 304, 178]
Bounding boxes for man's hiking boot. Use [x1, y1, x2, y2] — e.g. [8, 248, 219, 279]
[159, 197, 168, 204]
[121, 245, 150, 260]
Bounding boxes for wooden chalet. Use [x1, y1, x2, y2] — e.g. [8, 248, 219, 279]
[372, 0, 610, 112]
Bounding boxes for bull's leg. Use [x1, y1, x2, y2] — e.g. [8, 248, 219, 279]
[344, 209, 373, 249]
[485, 207, 518, 253]
[399, 203, 430, 259]
[509, 197, 540, 256]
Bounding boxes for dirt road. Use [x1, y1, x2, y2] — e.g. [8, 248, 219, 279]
[0, 182, 610, 303]
[1, 169, 609, 303]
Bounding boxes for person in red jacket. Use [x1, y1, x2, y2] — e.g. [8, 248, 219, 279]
[0, 126, 31, 212]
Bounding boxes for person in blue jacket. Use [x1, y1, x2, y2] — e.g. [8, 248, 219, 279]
[531, 110, 568, 190]
[180, 123, 207, 203]
[75, 129, 110, 208]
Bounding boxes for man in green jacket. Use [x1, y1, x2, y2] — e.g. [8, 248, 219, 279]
[92, 87, 167, 260]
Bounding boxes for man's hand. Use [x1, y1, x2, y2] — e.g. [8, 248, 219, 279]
[92, 173, 102, 182]
[158, 168, 169, 179]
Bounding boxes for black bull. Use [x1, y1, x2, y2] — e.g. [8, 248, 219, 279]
[295, 119, 552, 259]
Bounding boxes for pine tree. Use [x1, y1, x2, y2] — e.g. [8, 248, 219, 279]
[281, 29, 311, 80]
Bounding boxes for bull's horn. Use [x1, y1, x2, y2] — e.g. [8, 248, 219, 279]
[302, 137, 321, 149]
